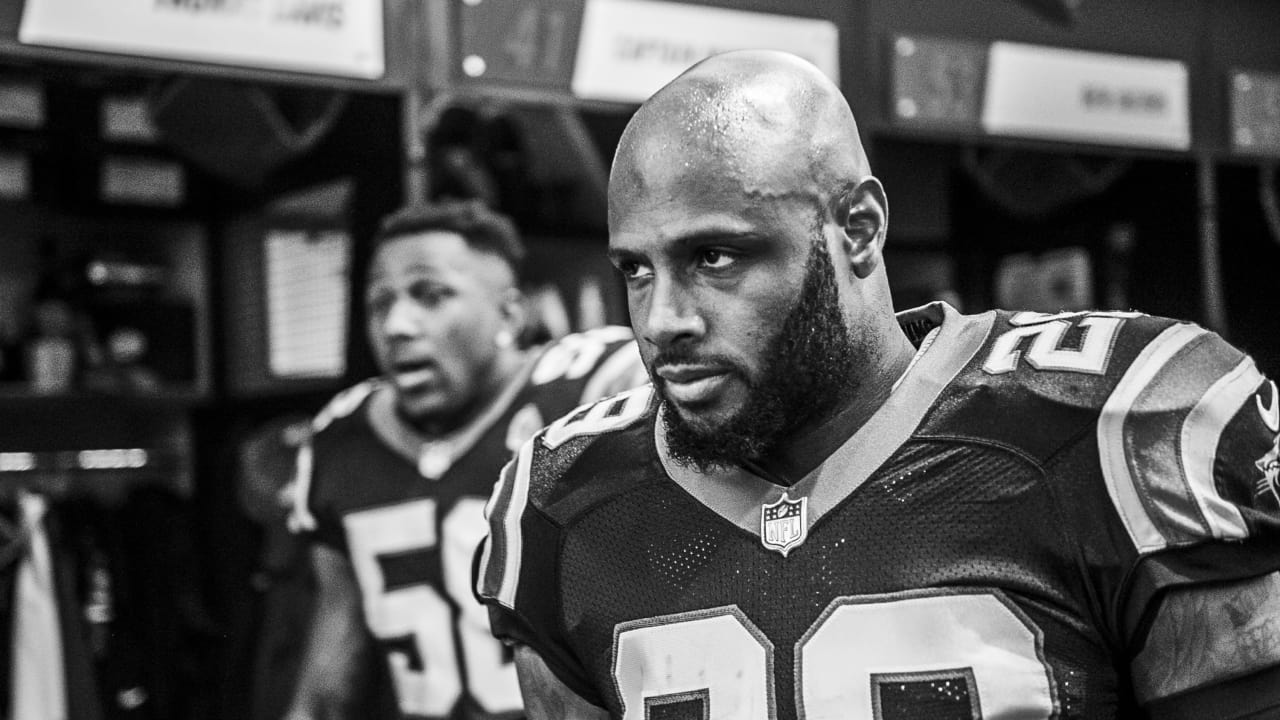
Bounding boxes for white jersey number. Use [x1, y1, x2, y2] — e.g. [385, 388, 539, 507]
[613, 591, 1056, 720]
[343, 498, 521, 718]
[983, 311, 1138, 375]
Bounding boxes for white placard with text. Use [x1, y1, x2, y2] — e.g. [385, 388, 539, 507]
[265, 229, 351, 379]
[572, 0, 839, 104]
[19, 0, 383, 79]
[982, 41, 1189, 150]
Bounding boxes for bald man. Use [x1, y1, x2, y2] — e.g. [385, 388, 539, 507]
[476, 51, 1280, 719]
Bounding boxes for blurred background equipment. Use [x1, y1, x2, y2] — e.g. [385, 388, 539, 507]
[994, 246, 1094, 313]
[1010, 0, 1084, 26]
[150, 78, 348, 191]
[960, 146, 1131, 220]
[234, 414, 314, 720]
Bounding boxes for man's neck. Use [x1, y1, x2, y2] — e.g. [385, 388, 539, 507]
[404, 347, 531, 439]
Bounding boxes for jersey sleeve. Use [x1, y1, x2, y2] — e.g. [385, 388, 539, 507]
[474, 437, 604, 706]
[285, 435, 351, 551]
[1098, 326, 1280, 708]
[285, 381, 377, 550]
[475, 383, 655, 707]
[1134, 571, 1280, 718]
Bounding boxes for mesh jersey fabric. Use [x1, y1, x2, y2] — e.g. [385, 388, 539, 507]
[293, 327, 644, 720]
[477, 303, 1280, 720]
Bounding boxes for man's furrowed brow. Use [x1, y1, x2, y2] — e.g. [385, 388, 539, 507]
[606, 247, 640, 266]
[608, 229, 765, 265]
[673, 229, 762, 245]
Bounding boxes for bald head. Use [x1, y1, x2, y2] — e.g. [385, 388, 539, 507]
[609, 50, 870, 217]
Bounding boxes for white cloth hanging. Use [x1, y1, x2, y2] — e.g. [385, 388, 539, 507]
[10, 490, 66, 720]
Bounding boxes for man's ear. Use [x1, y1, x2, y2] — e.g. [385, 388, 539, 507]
[500, 287, 528, 345]
[838, 176, 888, 279]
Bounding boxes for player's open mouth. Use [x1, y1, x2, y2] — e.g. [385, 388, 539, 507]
[391, 360, 439, 389]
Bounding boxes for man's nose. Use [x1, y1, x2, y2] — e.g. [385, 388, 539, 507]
[382, 296, 421, 338]
[643, 277, 706, 348]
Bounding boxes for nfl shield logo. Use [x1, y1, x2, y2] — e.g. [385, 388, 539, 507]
[761, 494, 808, 556]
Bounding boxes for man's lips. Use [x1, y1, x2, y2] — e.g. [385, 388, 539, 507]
[390, 359, 440, 389]
[655, 364, 733, 405]
[655, 364, 728, 383]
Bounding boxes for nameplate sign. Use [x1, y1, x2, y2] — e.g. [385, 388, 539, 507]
[18, 0, 384, 79]
[571, 0, 839, 104]
[1230, 70, 1280, 157]
[982, 41, 1189, 150]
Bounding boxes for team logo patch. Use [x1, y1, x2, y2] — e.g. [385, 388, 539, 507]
[1254, 381, 1280, 509]
[1257, 381, 1280, 434]
[1256, 435, 1280, 509]
[761, 494, 808, 557]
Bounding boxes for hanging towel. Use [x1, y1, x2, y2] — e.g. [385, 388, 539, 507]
[10, 490, 66, 720]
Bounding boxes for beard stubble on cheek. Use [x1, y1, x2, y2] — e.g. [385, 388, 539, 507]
[661, 235, 862, 472]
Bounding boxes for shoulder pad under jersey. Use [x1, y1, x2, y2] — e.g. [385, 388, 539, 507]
[311, 379, 380, 434]
[530, 326, 646, 403]
[935, 311, 1175, 458]
[946, 311, 1276, 554]
[1090, 318, 1276, 554]
[286, 379, 380, 533]
[477, 384, 655, 611]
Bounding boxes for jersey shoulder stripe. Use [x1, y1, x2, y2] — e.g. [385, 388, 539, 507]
[1098, 322, 1258, 553]
[312, 379, 380, 434]
[477, 384, 655, 611]
[287, 379, 380, 533]
[477, 441, 534, 611]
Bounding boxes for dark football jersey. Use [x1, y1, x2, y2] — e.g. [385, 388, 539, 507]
[290, 327, 645, 720]
[477, 303, 1280, 720]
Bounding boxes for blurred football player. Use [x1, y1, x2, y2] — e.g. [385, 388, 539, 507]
[476, 51, 1280, 719]
[285, 200, 645, 720]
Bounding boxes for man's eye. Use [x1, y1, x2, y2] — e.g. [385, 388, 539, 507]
[698, 249, 736, 269]
[409, 282, 450, 305]
[618, 261, 653, 281]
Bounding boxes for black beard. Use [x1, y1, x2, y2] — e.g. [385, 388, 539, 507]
[660, 238, 860, 473]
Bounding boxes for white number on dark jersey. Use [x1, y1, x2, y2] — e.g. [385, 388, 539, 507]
[983, 311, 1139, 375]
[613, 590, 1056, 719]
[344, 498, 521, 718]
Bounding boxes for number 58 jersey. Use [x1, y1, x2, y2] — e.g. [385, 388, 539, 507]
[290, 327, 646, 720]
[477, 303, 1280, 719]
